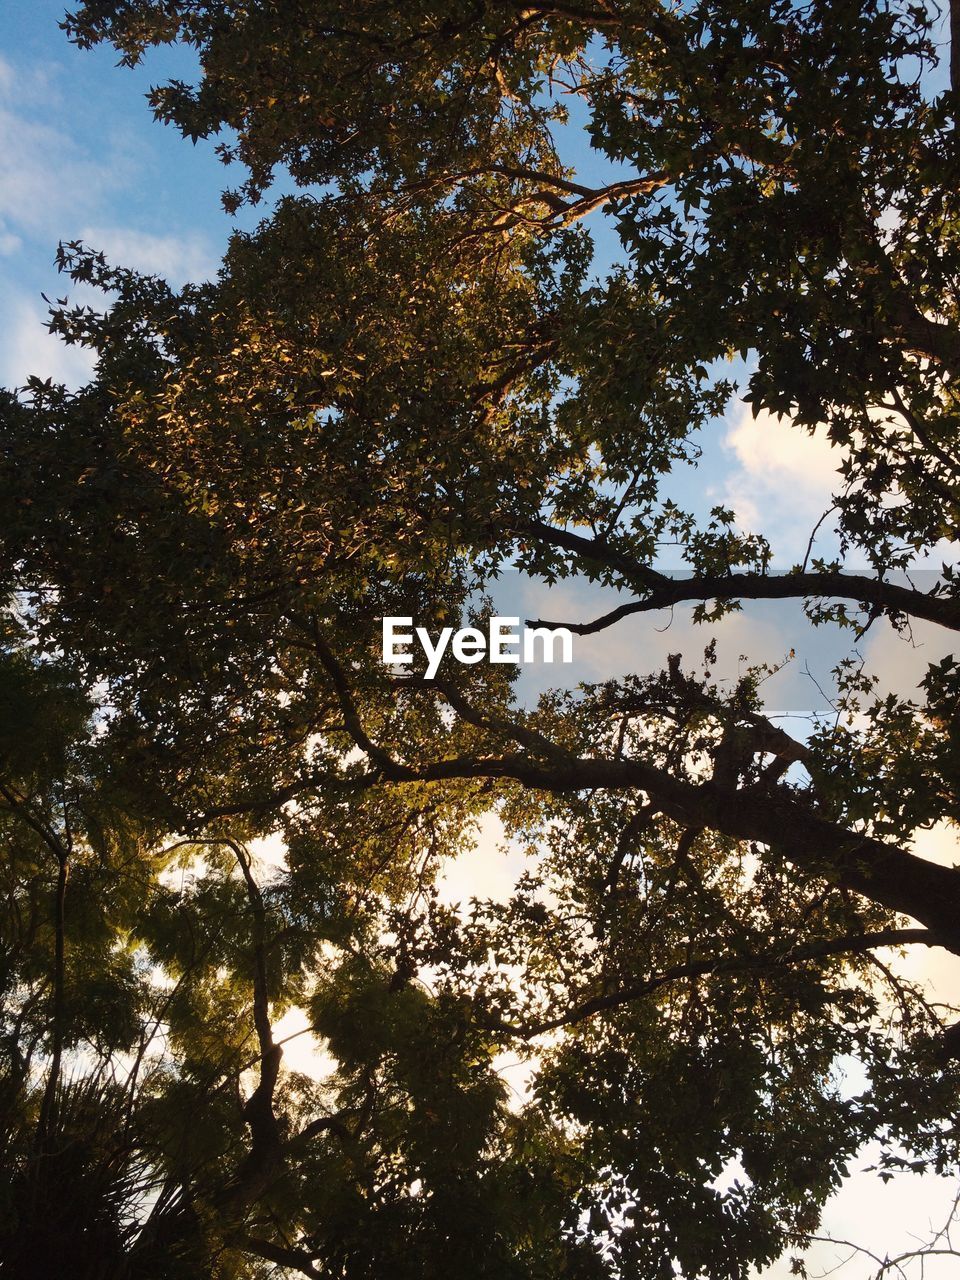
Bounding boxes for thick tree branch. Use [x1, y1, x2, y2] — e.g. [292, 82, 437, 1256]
[200, 723, 960, 957]
[224, 839, 284, 1205]
[522, 523, 959, 631]
[233, 1233, 325, 1278]
[885, 289, 960, 374]
[519, 518, 670, 590]
[306, 656, 960, 953]
[189, 768, 376, 826]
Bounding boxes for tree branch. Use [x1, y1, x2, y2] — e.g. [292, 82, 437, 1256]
[223, 839, 284, 1205]
[305, 653, 960, 954]
[0, 783, 72, 1145]
[497, 928, 942, 1038]
[233, 1233, 325, 1278]
[521, 524, 960, 632]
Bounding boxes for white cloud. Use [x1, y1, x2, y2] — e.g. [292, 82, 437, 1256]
[880, 822, 960, 1020]
[760, 1157, 960, 1279]
[438, 811, 526, 906]
[721, 403, 843, 564]
[1, 291, 95, 389]
[909, 821, 960, 871]
[512, 574, 831, 716]
[78, 224, 217, 285]
[863, 615, 954, 703]
[271, 1005, 337, 1081]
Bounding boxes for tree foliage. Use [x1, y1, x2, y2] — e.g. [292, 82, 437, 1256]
[2, 0, 960, 1275]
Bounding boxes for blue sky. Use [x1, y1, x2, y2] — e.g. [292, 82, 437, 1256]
[1, 0, 249, 388]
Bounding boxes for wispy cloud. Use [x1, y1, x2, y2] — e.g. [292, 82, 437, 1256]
[0, 51, 64, 110]
[0, 54, 215, 284]
[0, 54, 122, 242]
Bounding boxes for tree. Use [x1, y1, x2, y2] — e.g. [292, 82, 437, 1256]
[1, 0, 960, 1275]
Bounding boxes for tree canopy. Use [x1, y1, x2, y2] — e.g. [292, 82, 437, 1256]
[2, 1, 960, 1276]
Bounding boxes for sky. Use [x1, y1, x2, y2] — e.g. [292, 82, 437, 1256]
[3, 2, 960, 1275]
[0, 0, 260, 389]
